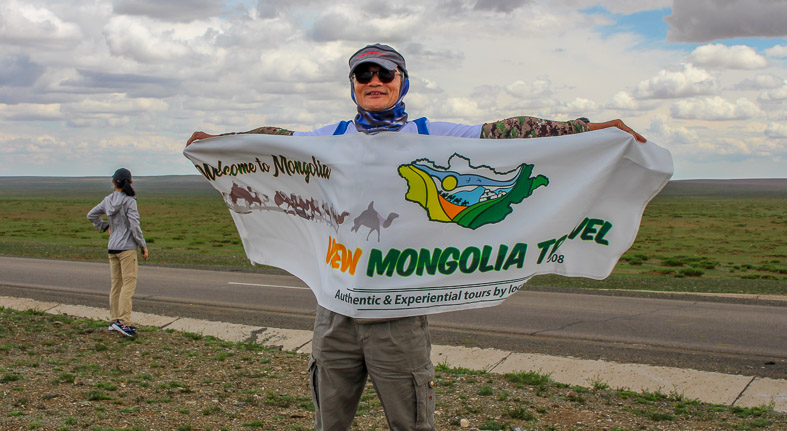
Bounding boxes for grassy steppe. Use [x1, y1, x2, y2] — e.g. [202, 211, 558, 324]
[0, 176, 785, 295]
[3, 307, 783, 430]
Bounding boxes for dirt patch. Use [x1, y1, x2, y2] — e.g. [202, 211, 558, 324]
[1, 308, 784, 430]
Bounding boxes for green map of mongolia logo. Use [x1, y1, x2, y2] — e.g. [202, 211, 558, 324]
[398, 154, 548, 230]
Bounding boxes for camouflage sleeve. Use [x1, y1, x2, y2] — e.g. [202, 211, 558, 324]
[220, 127, 294, 136]
[480, 116, 589, 139]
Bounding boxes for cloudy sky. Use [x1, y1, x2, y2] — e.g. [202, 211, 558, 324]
[2, 0, 786, 179]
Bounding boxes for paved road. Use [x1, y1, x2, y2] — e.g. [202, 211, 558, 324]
[2, 255, 785, 378]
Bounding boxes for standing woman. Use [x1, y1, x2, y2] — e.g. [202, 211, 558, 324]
[87, 168, 149, 337]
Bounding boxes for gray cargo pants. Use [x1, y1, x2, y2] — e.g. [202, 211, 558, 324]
[308, 306, 436, 431]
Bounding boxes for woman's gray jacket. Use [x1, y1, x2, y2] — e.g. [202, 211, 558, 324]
[87, 191, 147, 251]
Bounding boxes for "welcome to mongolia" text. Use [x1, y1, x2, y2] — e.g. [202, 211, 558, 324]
[194, 155, 331, 184]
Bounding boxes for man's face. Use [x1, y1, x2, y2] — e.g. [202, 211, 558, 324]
[352, 65, 402, 112]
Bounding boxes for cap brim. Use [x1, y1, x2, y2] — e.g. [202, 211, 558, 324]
[350, 58, 398, 74]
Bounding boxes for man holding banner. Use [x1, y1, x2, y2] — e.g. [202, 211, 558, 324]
[187, 44, 665, 431]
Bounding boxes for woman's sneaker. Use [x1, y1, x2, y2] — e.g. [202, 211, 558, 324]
[110, 320, 136, 337]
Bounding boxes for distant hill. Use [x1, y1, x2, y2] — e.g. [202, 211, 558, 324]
[658, 178, 787, 197]
[0, 176, 785, 198]
[0, 175, 215, 198]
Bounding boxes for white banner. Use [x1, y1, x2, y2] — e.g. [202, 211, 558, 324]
[183, 129, 673, 318]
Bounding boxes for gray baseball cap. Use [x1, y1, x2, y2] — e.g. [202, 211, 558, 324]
[112, 168, 132, 182]
[348, 43, 408, 78]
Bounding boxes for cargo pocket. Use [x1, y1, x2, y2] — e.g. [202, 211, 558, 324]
[412, 363, 435, 430]
[307, 355, 320, 411]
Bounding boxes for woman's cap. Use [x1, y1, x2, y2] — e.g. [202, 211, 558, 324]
[112, 168, 132, 182]
[349, 43, 408, 78]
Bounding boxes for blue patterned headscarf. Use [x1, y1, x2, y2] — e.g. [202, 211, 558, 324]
[350, 76, 410, 134]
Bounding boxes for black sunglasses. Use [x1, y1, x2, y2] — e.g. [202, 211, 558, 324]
[354, 68, 399, 84]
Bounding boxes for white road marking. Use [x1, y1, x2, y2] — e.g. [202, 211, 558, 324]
[228, 282, 309, 290]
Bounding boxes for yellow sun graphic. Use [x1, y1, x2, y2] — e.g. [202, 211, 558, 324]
[442, 175, 458, 191]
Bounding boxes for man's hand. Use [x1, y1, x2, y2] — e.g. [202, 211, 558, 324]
[588, 119, 646, 143]
[187, 131, 217, 146]
[141, 248, 149, 260]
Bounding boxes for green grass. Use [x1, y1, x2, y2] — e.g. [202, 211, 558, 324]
[530, 193, 786, 294]
[435, 361, 487, 376]
[0, 195, 251, 268]
[0, 177, 785, 294]
[1, 306, 784, 430]
[503, 370, 553, 387]
[263, 391, 295, 408]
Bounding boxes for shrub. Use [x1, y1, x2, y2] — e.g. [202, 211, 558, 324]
[87, 390, 112, 401]
[479, 419, 506, 430]
[757, 264, 787, 274]
[504, 370, 552, 387]
[680, 269, 704, 277]
[691, 259, 718, 270]
[645, 411, 675, 421]
[662, 257, 685, 267]
[1, 373, 22, 383]
[507, 407, 536, 420]
[264, 391, 294, 407]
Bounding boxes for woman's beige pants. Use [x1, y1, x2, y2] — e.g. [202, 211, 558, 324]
[108, 249, 138, 325]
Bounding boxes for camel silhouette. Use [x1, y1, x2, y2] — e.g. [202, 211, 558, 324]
[351, 201, 398, 242]
[273, 191, 291, 211]
[229, 182, 261, 207]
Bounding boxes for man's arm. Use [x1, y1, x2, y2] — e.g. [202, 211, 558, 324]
[238, 127, 294, 136]
[480, 116, 589, 139]
[481, 116, 646, 142]
[187, 127, 294, 146]
[587, 119, 646, 142]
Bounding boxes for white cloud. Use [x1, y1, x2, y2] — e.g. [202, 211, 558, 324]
[427, 97, 487, 122]
[687, 44, 767, 70]
[565, 97, 599, 115]
[548, 0, 671, 15]
[67, 94, 168, 115]
[504, 79, 552, 99]
[609, 91, 639, 110]
[758, 83, 787, 102]
[112, 0, 224, 22]
[0, 55, 46, 86]
[0, 0, 784, 179]
[607, 91, 661, 112]
[0, 0, 82, 48]
[103, 15, 220, 65]
[473, 0, 530, 13]
[765, 45, 787, 58]
[733, 74, 784, 91]
[0, 134, 67, 156]
[255, 50, 329, 83]
[666, 0, 787, 42]
[649, 116, 744, 158]
[308, 6, 420, 42]
[68, 115, 132, 128]
[0, 103, 63, 121]
[670, 97, 762, 121]
[497, 97, 567, 118]
[32, 93, 170, 128]
[649, 116, 786, 165]
[765, 123, 787, 139]
[647, 116, 707, 153]
[633, 64, 718, 99]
